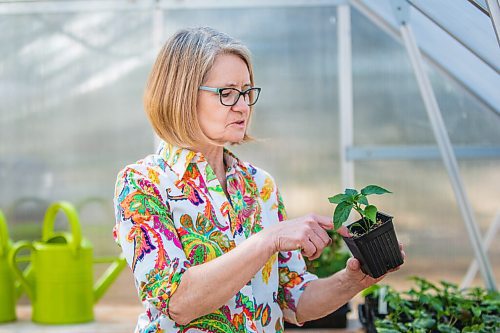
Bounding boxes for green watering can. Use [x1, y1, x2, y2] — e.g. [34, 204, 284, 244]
[9, 201, 127, 324]
[0, 210, 20, 323]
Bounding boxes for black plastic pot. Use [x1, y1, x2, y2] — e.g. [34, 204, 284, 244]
[359, 295, 432, 333]
[342, 212, 403, 278]
[284, 303, 350, 329]
[358, 296, 378, 333]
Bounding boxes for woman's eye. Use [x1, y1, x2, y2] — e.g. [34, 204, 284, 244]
[221, 93, 231, 98]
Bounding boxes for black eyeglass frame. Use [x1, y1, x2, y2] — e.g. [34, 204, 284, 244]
[198, 86, 261, 106]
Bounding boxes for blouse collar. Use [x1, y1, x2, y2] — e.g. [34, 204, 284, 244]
[157, 141, 241, 180]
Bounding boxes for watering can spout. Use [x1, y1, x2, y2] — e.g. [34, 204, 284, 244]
[93, 254, 127, 303]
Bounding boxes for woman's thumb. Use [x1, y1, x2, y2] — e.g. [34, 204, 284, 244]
[346, 257, 361, 272]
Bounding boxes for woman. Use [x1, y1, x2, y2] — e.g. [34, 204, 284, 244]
[114, 27, 404, 333]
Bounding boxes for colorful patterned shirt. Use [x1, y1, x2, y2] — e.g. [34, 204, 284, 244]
[113, 142, 317, 332]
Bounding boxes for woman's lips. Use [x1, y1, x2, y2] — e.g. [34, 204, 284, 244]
[230, 120, 245, 128]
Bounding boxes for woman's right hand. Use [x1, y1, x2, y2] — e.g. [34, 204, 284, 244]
[265, 214, 337, 260]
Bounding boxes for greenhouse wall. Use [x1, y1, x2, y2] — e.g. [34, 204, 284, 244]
[0, 1, 498, 306]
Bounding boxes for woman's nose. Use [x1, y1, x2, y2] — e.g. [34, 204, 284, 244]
[231, 94, 250, 112]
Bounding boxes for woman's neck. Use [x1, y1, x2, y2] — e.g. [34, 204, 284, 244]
[195, 145, 224, 172]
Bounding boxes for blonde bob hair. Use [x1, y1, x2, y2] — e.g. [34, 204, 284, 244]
[144, 26, 255, 148]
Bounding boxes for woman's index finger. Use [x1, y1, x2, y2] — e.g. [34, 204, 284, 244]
[313, 215, 334, 229]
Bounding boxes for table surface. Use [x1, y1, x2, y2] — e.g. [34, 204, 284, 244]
[0, 305, 365, 333]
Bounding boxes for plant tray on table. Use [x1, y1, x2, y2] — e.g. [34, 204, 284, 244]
[329, 185, 404, 278]
[359, 277, 500, 333]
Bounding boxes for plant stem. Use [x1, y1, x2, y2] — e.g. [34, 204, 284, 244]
[353, 203, 369, 231]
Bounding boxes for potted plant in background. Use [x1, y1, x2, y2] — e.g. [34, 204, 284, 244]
[285, 230, 352, 329]
[359, 277, 500, 333]
[328, 185, 404, 278]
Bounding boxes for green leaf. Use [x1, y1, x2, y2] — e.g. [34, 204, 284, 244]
[361, 185, 392, 196]
[437, 324, 460, 333]
[357, 194, 369, 205]
[328, 194, 348, 204]
[471, 305, 481, 317]
[345, 188, 358, 197]
[361, 284, 381, 297]
[419, 295, 430, 304]
[375, 319, 395, 329]
[333, 201, 353, 230]
[413, 318, 435, 329]
[376, 329, 401, 333]
[483, 314, 500, 324]
[338, 188, 358, 204]
[429, 298, 443, 312]
[462, 325, 479, 333]
[396, 323, 409, 332]
[364, 205, 378, 223]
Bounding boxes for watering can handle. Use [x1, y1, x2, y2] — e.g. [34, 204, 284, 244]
[8, 241, 35, 301]
[0, 210, 8, 257]
[42, 201, 82, 255]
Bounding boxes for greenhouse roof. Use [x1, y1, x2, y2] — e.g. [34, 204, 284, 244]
[355, 0, 499, 115]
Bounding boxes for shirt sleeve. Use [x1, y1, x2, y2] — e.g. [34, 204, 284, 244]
[275, 189, 318, 326]
[113, 163, 190, 320]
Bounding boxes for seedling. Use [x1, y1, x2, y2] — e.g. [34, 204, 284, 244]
[329, 185, 402, 278]
[361, 277, 500, 333]
[328, 185, 391, 233]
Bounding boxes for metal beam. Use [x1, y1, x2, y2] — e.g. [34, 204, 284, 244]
[338, 4, 355, 191]
[407, 0, 499, 73]
[486, 0, 500, 46]
[350, 0, 500, 117]
[394, 0, 497, 290]
[467, 0, 491, 16]
[347, 146, 500, 160]
[461, 211, 500, 288]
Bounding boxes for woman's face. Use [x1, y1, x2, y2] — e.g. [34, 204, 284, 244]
[197, 53, 251, 146]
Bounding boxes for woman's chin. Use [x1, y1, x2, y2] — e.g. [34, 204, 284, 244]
[226, 139, 243, 145]
[225, 133, 245, 144]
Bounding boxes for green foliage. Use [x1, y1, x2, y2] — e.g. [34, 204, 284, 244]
[304, 230, 350, 278]
[328, 185, 391, 231]
[364, 277, 500, 333]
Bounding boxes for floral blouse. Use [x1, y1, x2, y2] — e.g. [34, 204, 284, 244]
[113, 142, 317, 333]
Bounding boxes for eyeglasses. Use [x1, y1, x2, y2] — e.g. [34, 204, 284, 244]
[199, 86, 261, 106]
